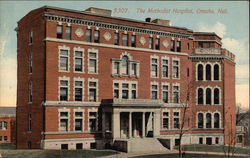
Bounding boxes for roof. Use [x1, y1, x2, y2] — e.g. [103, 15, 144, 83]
[193, 32, 222, 39]
[0, 107, 16, 117]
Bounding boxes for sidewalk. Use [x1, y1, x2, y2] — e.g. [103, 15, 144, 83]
[97, 150, 249, 158]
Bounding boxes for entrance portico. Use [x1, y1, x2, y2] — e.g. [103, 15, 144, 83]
[102, 99, 162, 139]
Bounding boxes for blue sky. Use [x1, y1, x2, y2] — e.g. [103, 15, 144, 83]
[0, 1, 249, 109]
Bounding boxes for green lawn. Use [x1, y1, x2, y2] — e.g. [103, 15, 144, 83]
[134, 153, 247, 158]
[0, 149, 119, 158]
[182, 144, 250, 155]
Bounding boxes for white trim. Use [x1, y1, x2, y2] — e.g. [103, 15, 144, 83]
[172, 83, 180, 104]
[73, 47, 85, 73]
[150, 81, 159, 99]
[172, 57, 180, 79]
[88, 48, 99, 74]
[88, 78, 99, 102]
[73, 108, 84, 132]
[162, 109, 170, 129]
[113, 80, 138, 99]
[58, 76, 70, 101]
[161, 56, 170, 79]
[58, 108, 70, 132]
[150, 55, 159, 78]
[195, 62, 205, 81]
[73, 77, 85, 101]
[88, 108, 98, 132]
[58, 45, 70, 72]
[162, 82, 170, 104]
[172, 109, 180, 129]
[212, 62, 221, 81]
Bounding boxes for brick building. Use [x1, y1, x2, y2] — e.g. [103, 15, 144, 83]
[16, 6, 236, 151]
[0, 107, 16, 144]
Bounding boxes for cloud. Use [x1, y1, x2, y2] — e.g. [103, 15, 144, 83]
[198, 22, 226, 38]
[0, 39, 6, 57]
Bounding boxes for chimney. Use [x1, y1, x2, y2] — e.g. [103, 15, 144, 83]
[150, 18, 170, 26]
[85, 7, 112, 16]
[145, 17, 151, 22]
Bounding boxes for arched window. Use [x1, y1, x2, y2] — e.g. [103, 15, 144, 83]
[198, 113, 204, 128]
[214, 64, 219, 80]
[214, 88, 220, 104]
[206, 88, 211, 105]
[214, 113, 220, 128]
[197, 64, 203, 80]
[206, 64, 211, 80]
[121, 56, 129, 75]
[206, 113, 212, 128]
[198, 88, 203, 105]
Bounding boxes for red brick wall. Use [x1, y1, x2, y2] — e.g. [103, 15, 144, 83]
[0, 117, 16, 144]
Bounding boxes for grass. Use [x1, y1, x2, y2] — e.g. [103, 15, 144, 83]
[182, 144, 250, 155]
[0, 149, 119, 158]
[133, 153, 247, 158]
[0, 143, 16, 149]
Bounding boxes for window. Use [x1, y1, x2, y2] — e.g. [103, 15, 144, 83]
[206, 88, 211, 105]
[89, 81, 97, 102]
[198, 88, 203, 105]
[61, 144, 68, 150]
[173, 85, 179, 104]
[155, 38, 160, 50]
[60, 80, 68, 101]
[60, 111, 69, 131]
[4, 136, 7, 142]
[131, 35, 136, 47]
[121, 56, 129, 75]
[90, 143, 96, 149]
[29, 30, 33, 44]
[59, 50, 69, 71]
[214, 64, 219, 80]
[86, 29, 92, 42]
[206, 113, 212, 128]
[162, 85, 169, 103]
[187, 43, 190, 50]
[215, 137, 219, 144]
[173, 112, 180, 129]
[214, 88, 220, 104]
[89, 112, 97, 131]
[175, 139, 180, 146]
[151, 58, 158, 77]
[75, 81, 83, 101]
[57, 25, 63, 39]
[29, 81, 32, 103]
[198, 113, 203, 128]
[76, 143, 83, 149]
[206, 64, 211, 80]
[66, 26, 71, 40]
[173, 60, 179, 79]
[214, 113, 220, 128]
[74, 51, 83, 72]
[114, 83, 119, 98]
[176, 41, 181, 52]
[94, 30, 100, 43]
[0, 121, 7, 130]
[122, 34, 128, 46]
[162, 112, 169, 129]
[187, 68, 189, 77]
[131, 63, 137, 76]
[199, 137, 203, 144]
[75, 112, 83, 131]
[89, 52, 97, 73]
[114, 32, 119, 45]
[29, 52, 32, 73]
[149, 37, 153, 49]
[0, 136, 2, 141]
[237, 135, 243, 143]
[151, 84, 158, 99]
[28, 113, 32, 131]
[113, 62, 120, 75]
[122, 83, 129, 99]
[206, 137, 212, 145]
[170, 40, 175, 51]
[162, 58, 169, 78]
[197, 64, 203, 80]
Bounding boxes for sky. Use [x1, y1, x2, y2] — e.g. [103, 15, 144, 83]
[0, 1, 249, 110]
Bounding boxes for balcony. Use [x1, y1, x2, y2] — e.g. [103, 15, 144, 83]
[195, 48, 221, 55]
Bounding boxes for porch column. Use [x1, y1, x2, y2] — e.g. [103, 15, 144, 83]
[129, 112, 132, 138]
[102, 112, 105, 138]
[142, 112, 145, 137]
[112, 111, 120, 139]
[153, 111, 160, 137]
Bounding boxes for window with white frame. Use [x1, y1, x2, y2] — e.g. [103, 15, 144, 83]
[86, 29, 92, 42]
[122, 34, 128, 46]
[198, 88, 204, 105]
[162, 58, 169, 78]
[151, 84, 158, 99]
[206, 88, 212, 105]
[114, 32, 119, 45]
[113, 81, 137, 99]
[75, 111, 83, 131]
[111, 54, 139, 77]
[59, 111, 69, 131]
[57, 25, 63, 39]
[29, 30, 33, 44]
[149, 37, 153, 49]
[173, 85, 180, 104]
[197, 64, 203, 81]
[89, 112, 97, 132]
[173, 112, 180, 129]
[29, 52, 33, 74]
[28, 81, 32, 103]
[206, 113, 212, 128]
[214, 113, 220, 128]
[74, 50, 84, 72]
[131, 35, 136, 47]
[74, 80, 84, 101]
[214, 64, 220, 80]
[162, 84, 169, 103]
[155, 38, 160, 50]
[94, 30, 100, 43]
[162, 112, 169, 129]
[151, 57, 158, 78]
[28, 113, 32, 131]
[0, 121, 7, 130]
[59, 49, 69, 71]
[197, 113, 204, 128]
[173, 59, 180, 79]
[88, 79, 98, 102]
[88, 51, 98, 74]
[60, 80, 69, 101]
[214, 88, 220, 105]
[66, 26, 71, 40]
